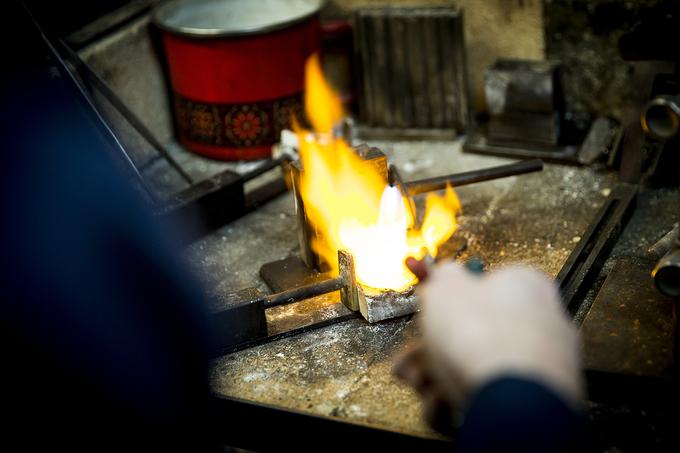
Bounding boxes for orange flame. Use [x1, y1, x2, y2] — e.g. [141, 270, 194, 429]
[296, 55, 461, 291]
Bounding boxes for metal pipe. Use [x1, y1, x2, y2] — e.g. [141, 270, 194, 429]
[404, 159, 544, 195]
[652, 250, 680, 298]
[263, 276, 344, 309]
[652, 217, 680, 299]
[641, 94, 680, 141]
[647, 224, 679, 260]
[644, 92, 680, 296]
[241, 154, 290, 183]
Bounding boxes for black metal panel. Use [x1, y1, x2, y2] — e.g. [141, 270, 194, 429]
[211, 395, 453, 451]
[158, 168, 246, 237]
[210, 288, 268, 354]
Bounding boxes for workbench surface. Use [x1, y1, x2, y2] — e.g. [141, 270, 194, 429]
[181, 138, 654, 438]
[79, 14, 678, 445]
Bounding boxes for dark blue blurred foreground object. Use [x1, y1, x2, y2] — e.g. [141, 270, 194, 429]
[1, 5, 214, 451]
[458, 377, 587, 452]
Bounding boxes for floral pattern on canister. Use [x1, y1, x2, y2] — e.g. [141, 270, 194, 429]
[225, 105, 269, 146]
[173, 92, 302, 148]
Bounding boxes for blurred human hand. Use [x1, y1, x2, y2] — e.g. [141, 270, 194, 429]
[395, 262, 583, 428]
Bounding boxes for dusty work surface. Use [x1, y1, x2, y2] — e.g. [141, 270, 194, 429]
[186, 138, 618, 438]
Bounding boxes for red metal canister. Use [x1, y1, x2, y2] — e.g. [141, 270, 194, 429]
[153, 0, 323, 160]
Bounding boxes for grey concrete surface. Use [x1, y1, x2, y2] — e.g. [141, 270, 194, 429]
[188, 138, 618, 437]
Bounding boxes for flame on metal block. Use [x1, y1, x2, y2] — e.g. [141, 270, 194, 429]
[296, 55, 461, 291]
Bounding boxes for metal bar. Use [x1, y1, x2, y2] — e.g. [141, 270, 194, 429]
[240, 155, 288, 183]
[405, 159, 544, 195]
[166, 175, 288, 245]
[213, 311, 359, 356]
[557, 183, 637, 315]
[64, 0, 155, 48]
[263, 277, 344, 309]
[243, 177, 288, 211]
[647, 224, 679, 260]
[41, 31, 159, 203]
[54, 38, 194, 185]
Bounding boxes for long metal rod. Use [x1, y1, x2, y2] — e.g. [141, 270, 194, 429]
[241, 154, 290, 183]
[405, 159, 544, 195]
[54, 38, 194, 185]
[263, 276, 344, 309]
[40, 30, 159, 203]
[647, 224, 679, 260]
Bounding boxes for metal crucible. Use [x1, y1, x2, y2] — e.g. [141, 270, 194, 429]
[290, 144, 388, 270]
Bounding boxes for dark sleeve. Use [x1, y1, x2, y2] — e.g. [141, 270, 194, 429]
[1, 9, 216, 451]
[456, 377, 589, 453]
